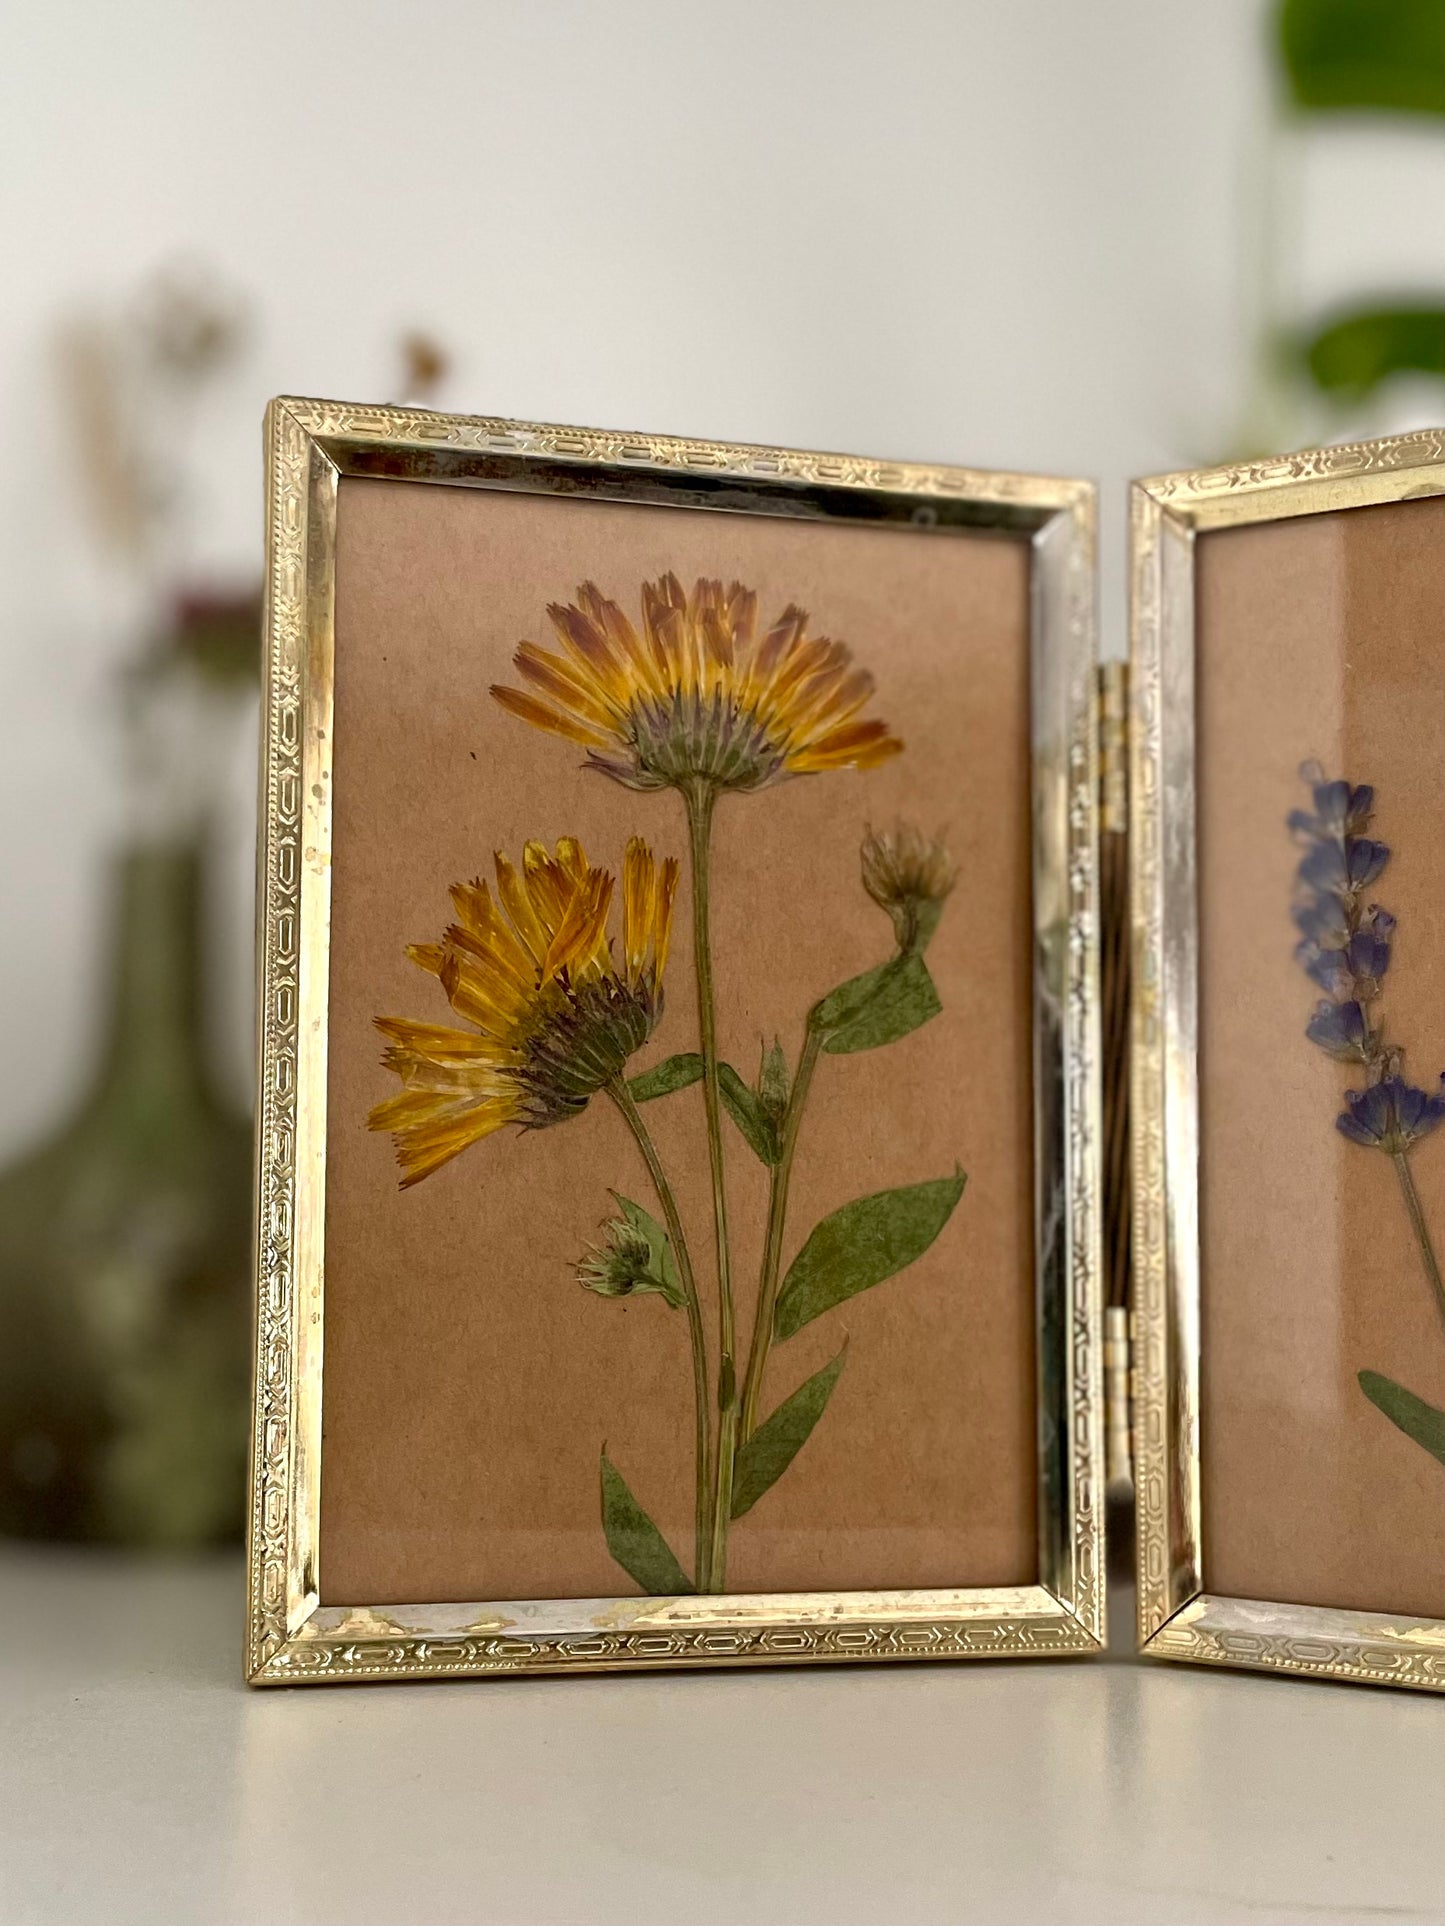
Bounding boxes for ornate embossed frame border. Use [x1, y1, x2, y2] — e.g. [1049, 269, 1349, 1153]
[1131, 427, 1445, 1693]
[245, 397, 1102, 1686]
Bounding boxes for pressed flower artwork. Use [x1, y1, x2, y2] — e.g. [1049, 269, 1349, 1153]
[310, 477, 1038, 1611]
[1191, 500, 1445, 1625]
[1290, 765, 1445, 1475]
[371, 575, 966, 1593]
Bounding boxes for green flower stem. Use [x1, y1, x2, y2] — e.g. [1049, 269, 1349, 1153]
[684, 779, 737, 1590]
[607, 1077, 712, 1589]
[739, 1025, 823, 1445]
[1393, 1150, 1445, 1347]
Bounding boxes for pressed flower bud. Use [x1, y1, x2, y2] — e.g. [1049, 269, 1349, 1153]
[860, 821, 956, 955]
[758, 1038, 789, 1125]
[577, 1215, 683, 1307]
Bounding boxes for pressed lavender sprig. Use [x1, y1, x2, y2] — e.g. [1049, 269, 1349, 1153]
[1290, 766, 1445, 1443]
[1291, 765, 1444, 1149]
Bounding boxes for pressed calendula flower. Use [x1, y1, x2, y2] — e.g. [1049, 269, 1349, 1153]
[860, 821, 956, 954]
[490, 574, 901, 794]
[370, 836, 678, 1186]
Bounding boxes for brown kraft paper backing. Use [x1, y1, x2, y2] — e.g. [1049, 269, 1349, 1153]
[1197, 496, 1445, 1620]
[317, 476, 1039, 1605]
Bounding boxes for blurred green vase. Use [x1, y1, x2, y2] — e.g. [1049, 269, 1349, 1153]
[0, 838, 252, 1546]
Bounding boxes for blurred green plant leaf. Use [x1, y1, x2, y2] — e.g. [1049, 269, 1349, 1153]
[1358, 1370, 1445, 1465]
[627, 1053, 704, 1102]
[600, 1450, 693, 1593]
[1300, 304, 1445, 399]
[774, 1171, 966, 1340]
[731, 1344, 848, 1518]
[810, 953, 942, 1056]
[1278, 0, 1445, 116]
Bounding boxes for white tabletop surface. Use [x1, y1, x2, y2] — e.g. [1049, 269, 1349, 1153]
[5, 1544, 1444, 1926]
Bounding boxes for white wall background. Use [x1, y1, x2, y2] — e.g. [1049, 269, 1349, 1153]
[3, 0, 1443, 1155]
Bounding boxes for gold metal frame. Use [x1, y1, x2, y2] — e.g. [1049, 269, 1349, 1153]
[245, 397, 1103, 1685]
[1132, 427, 1445, 1692]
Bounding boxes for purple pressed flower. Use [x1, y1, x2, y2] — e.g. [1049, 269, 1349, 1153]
[1346, 908, 1394, 989]
[1294, 893, 1352, 951]
[1336, 1075, 1445, 1154]
[1306, 998, 1370, 1060]
[1298, 836, 1390, 896]
[1347, 838, 1389, 890]
[1288, 776, 1374, 840]
[1299, 942, 1353, 999]
[1298, 907, 1394, 1001]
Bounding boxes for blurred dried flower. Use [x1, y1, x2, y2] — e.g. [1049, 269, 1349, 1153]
[57, 259, 249, 568]
[134, 259, 247, 383]
[399, 332, 449, 402]
[166, 587, 263, 684]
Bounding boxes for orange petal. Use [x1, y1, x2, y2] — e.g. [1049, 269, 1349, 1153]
[791, 719, 903, 770]
[492, 851, 550, 965]
[622, 837, 654, 981]
[490, 683, 611, 748]
[543, 870, 613, 981]
[653, 856, 679, 982]
[512, 643, 621, 728]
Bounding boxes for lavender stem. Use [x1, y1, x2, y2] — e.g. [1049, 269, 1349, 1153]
[1392, 1150, 1445, 1347]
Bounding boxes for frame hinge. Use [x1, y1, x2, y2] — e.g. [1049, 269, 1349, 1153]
[1097, 658, 1129, 836]
[1104, 1304, 1133, 1491]
[1097, 660, 1132, 1490]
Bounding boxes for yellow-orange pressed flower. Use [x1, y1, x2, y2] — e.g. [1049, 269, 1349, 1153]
[370, 836, 678, 1187]
[490, 573, 902, 794]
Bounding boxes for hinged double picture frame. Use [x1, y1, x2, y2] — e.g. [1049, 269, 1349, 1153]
[248, 401, 1445, 1694]
[246, 400, 1104, 1685]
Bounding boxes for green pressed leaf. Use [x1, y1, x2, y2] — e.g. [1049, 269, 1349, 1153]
[1301, 306, 1445, 401]
[1279, 0, 1445, 117]
[1358, 1370, 1445, 1466]
[810, 957, 892, 1033]
[627, 1053, 705, 1102]
[774, 1170, 966, 1341]
[812, 952, 941, 1055]
[600, 1451, 694, 1593]
[719, 1062, 779, 1164]
[609, 1192, 683, 1307]
[732, 1344, 848, 1517]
